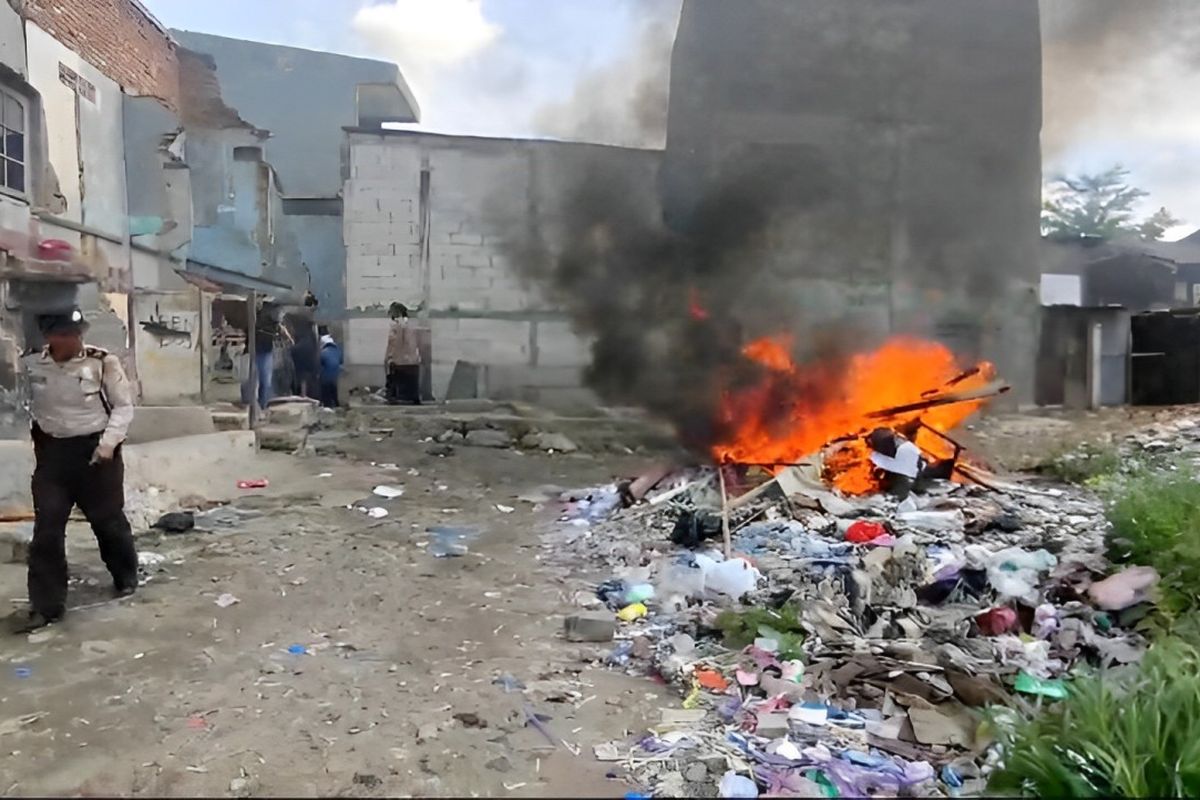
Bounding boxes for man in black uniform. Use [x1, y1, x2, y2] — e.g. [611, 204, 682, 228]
[10, 308, 138, 633]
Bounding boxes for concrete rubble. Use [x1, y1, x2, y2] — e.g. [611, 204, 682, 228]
[533, 424, 1186, 798]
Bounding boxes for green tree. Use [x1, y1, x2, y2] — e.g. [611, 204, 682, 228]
[1042, 165, 1182, 241]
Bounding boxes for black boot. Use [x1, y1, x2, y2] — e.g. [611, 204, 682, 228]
[8, 609, 62, 635]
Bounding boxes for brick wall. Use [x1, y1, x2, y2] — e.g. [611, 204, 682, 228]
[19, 0, 178, 108]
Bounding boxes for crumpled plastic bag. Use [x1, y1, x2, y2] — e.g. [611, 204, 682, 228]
[895, 508, 965, 533]
[719, 771, 759, 798]
[984, 547, 1057, 603]
[1088, 566, 1159, 611]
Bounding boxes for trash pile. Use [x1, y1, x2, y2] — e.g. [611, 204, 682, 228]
[543, 458, 1155, 798]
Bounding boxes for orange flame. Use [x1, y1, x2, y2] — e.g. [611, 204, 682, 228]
[711, 336, 995, 494]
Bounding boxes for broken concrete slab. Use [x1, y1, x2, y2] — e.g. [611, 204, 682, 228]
[563, 612, 616, 642]
[266, 398, 320, 428]
[906, 703, 977, 748]
[123, 431, 260, 529]
[755, 711, 792, 739]
[0, 440, 34, 520]
[464, 429, 512, 449]
[0, 523, 32, 564]
[519, 431, 579, 453]
[125, 406, 216, 445]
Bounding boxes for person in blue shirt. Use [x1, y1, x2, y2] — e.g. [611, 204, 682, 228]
[318, 331, 343, 409]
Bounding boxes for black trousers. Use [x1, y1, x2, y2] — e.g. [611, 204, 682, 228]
[319, 379, 339, 409]
[29, 426, 138, 617]
[386, 364, 421, 405]
[291, 346, 318, 400]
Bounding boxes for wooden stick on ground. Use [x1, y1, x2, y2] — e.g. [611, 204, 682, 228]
[718, 467, 732, 559]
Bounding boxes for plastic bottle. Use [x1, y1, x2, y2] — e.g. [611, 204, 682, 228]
[706, 559, 761, 599]
[659, 556, 707, 600]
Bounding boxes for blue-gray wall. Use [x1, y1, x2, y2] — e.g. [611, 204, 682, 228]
[171, 30, 414, 198]
[287, 213, 345, 311]
[174, 30, 418, 318]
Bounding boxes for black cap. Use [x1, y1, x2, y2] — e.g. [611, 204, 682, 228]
[38, 307, 88, 335]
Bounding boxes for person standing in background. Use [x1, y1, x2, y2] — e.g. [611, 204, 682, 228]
[385, 302, 421, 405]
[11, 308, 138, 633]
[287, 292, 319, 399]
[243, 301, 287, 411]
[318, 330, 343, 409]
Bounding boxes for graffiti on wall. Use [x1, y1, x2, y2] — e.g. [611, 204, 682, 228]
[139, 307, 197, 349]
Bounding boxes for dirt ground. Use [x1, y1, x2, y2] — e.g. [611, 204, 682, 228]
[0, 421, 672, 797]
[961, 404, 1200, 470]
[0, 401, 1187, 797]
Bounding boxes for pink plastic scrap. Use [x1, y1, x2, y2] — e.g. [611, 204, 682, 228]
[1088, 566, 1160, 611]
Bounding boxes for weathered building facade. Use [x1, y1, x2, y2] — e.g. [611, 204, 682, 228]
[0, 0, 179, 436]
[0, 0, 422, 418]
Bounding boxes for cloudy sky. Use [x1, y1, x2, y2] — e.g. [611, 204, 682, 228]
[143, 0, 1200, 239]
[141, 0, 675, 145]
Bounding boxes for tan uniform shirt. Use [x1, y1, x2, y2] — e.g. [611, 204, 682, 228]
[23, 345, 135, 449]
[385, 320, 421, 366]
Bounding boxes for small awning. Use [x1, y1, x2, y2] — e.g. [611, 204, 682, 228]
[179, 260, 296, 297]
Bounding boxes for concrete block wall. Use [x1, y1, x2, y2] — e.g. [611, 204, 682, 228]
[343, 131, 663, 403]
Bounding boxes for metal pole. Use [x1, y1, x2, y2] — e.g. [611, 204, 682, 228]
[247, 292, 258, 431]
[198, 286, 207, 405]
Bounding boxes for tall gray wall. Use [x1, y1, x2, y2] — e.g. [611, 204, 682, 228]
[663, 0, 1043, 401]
[343, 130, 663, 404]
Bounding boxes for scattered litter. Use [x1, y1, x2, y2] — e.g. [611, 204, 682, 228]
[152, 511, 195, 534]
[495, 504, 515, 514]
[366, 507, 389, 519]
[617, 602, 648, 622]
[13, 666, 31, 679]
[537, 412, 1165, 795]
[845, 520, 888, 544]
[1013, 671, 1069, 700]
[493, 674, 526, 693]
[428, 526, 479, 558]
[287, 644, 308, 655]
[1088, 565, 1159, 611]
[215, 593, 240, 608]
[372, 485, 404, 499]
[236, 479, 269, 490]
[137, 552, 166, 567]
[719, 771, 759, 798]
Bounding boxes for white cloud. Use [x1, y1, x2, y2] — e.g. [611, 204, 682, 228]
[351, 0, 502, 97]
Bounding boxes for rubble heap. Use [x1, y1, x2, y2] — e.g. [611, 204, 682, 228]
[542, 454, 1157, 798]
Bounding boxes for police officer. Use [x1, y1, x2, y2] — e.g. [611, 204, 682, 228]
[11, 308, 138, 633]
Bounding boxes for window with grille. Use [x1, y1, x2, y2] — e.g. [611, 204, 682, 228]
[0, 89, 25, 196]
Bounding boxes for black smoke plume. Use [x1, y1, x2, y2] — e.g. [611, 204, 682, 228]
[508, 154, 838, 452]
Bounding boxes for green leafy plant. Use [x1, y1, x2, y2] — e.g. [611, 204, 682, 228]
[1104, 468, 1200, 619]
[714, 604, 805, 659]
[989, 638, 1200, 797]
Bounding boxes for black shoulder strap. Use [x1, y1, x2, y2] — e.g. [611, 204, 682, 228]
[84, 347, 113, 416]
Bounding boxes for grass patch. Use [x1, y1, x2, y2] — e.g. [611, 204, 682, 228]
[988, 638, 1200, 797]
[1104, 467, 1200, 619]
[1038, 442, 1121, 485]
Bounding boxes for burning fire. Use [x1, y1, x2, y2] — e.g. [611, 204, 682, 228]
[711, 336, 996, 495]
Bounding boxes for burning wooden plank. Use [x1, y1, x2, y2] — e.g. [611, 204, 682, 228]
[866, 380, 1010, 420]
